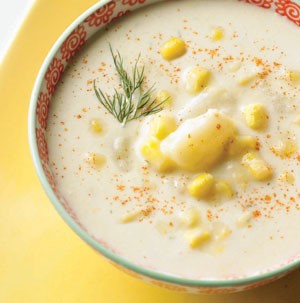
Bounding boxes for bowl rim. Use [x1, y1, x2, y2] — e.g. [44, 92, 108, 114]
[28, 0, 300, 289]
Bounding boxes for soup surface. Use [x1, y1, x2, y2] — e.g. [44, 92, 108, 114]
[47, 0, 300, 279]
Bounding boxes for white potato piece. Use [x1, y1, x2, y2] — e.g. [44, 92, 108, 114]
[178, 87, 234, 120]
[161, 109, 236, 172]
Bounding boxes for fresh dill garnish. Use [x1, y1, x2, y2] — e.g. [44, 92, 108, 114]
[93, 45, 167, 126]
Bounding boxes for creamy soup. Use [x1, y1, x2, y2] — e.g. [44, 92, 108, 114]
[47, 0, 300, 279]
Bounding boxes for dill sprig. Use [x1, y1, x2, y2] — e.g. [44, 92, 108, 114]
[94, 45, 166, 126]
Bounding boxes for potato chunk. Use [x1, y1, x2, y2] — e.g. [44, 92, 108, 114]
[160, 109, 236, 171]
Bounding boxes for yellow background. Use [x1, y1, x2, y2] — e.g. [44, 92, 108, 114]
[1, 0, 300, 302]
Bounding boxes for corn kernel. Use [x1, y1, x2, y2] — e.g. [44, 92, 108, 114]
[90, 119, 103, 134]
[85, 153, 106, 169]
[160, 37, 186, 61]
[215, 226, 232, 240]
[121, 211, 140, 223]
[278, 171, 295, 184]
[295, 114, 300, 126]
[232, 170, 249, 190]
[150, 114, 177, 140]
[215, 180, 234, 198]
[242, 103, 268, 130]
[238, 136, 258, 149]
[140, 138, 174, 173]
[237, 212, 252, 227]
[180, 208, 200, 228]
[237, 73, 256, 86]
[228, 136, 257, 156]
[188, 173, 214, 200]
[242, 153, 273, 181]
[289, 70, 300, 84]
[156, 221, 174, 235]
[210, 27, 224, 41]
[272, 140, 297, 158]
[184, 229, 211, 248]
[185, 67, 210, 94]
[228, 61, 241, 73]
[156, 90, 173, 107]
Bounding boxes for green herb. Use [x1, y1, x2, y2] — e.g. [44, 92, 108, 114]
[94, 45, 166, 126]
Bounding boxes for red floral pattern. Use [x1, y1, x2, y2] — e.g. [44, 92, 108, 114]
[121, 0, 146, 5]
[61, 25, 87, 61]
[45, 58, 64, 95]
[41, 161, 57, 190]
[85, 2, 116, 27]
[241, 275, 282, 291]
[36, 92, 50, 129]
[242, 0, 274, 8]
[36, 128, 48, 163]
[60, 196, 78, 221]
[111, 10, 131, 22]
[275, 0, 300, 26]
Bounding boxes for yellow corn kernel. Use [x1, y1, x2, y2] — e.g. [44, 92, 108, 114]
[272, 140, 297, 158]
[237, 73, 256, 86]
[185, 67, 210, 94]
[228, 136, 257, 156]
[156, 90, 173, 107]
[184, 229, 211, 248]
[90, 119, 103, 134]
[210, 27, 224, 41]
[180, 208, 200, 228]
[85, 153, 106, 169]
[215, 180, 234, 198]
[140, 138, 174, 173]
[278, 171, 295, 184]
[242, 153, 273, 181]
[238, 136, 258, 149]
[289, 70, 300, 84]
[188, 173, 214, 200]
[295, 114, 300, 126]
[150, 114, 177, 140]
[160, 37, 186, 61]
[242, 103, 268, 130]
[215, 226, 232, 241]
[121, 211, 140, 223]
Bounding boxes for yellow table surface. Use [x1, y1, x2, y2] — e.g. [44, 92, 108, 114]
[1, 0, 300, 302]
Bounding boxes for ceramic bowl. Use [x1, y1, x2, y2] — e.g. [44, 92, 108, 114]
[28, 0, 300, 294]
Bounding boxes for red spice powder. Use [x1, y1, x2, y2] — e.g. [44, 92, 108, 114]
[252, 210, 261, 218]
